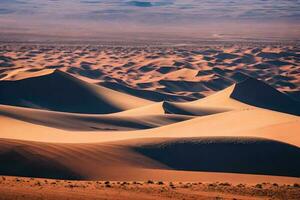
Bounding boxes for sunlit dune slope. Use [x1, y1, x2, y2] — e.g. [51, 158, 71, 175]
[0, 106, 299, 147]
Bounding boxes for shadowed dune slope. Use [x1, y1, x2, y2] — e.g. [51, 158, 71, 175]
[0, 105, 193, 131]
[162, 77, 300, 116]
[230, 77, 300, 116]
[133, 137, 300, 177]
[0, 137, 299, 180]
[0, 70, 152, 114]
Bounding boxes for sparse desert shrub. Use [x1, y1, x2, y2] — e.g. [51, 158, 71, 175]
[293, 183, 300, 188]
[169, 182, 176, 189]
[2, 177, 6, 181]
[255, 184, 262, 189]
[157, 181, 164, 185]
[219, 182, 231, 187]
[272, 183, 279, 187]
[237, 184, 245, 188]
[147, 180, 154, 184]
[121, 181, 127, 186]
[104, 181, 111, 188]
[35, 181, 41, 186]
[208, 183, 217, 187]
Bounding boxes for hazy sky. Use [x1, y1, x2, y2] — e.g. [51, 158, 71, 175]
[0, 0, 299, 40]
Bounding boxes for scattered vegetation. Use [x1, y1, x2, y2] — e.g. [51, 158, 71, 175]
[157, 181, 164, 185]
[104, 181, 111, 188]
[147, 180, 154, 184]
[169, 182, 176, 189]
[121, 181, 128, 186]
[35, 181, 41, 186]
[208, 183, 217, 187]
[219, 182, 231, 187]
[293, 183, 300, 188]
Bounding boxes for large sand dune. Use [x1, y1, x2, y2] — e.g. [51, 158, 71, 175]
[1, 137, 299, 180]
[0, 70, 152, 114]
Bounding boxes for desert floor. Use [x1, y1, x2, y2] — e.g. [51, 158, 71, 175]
[1, 176, 300, 200]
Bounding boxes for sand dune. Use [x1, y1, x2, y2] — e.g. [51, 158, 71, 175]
[0, 104, 192, 131]
[1, 137, 299, 180]
[0, 70, 152, 114]
[0, 106, 299, 149]
[162, 76, 300, 116]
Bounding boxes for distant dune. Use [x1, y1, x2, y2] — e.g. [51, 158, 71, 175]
[99, 81, 195, 102]
[162, 76, 300, 116]
[0, 70, 152, 114]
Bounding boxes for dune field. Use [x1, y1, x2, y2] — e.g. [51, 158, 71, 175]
[0, 43, 300, 199]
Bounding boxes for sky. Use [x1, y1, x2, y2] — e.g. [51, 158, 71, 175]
[0, 0, 299, 41]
